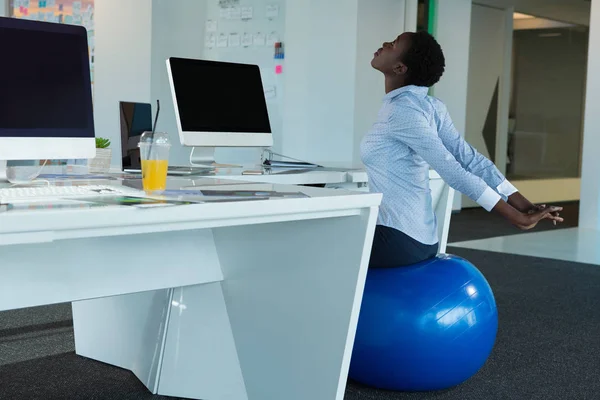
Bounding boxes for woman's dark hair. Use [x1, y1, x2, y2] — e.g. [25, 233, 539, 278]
[402, 31, 445, 87]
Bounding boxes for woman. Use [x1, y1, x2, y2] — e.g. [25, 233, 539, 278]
[362, 31, 563, 269]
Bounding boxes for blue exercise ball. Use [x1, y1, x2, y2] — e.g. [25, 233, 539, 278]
[349, 254, 498, 392]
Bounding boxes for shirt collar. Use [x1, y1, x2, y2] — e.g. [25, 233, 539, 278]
[384, 85, 429, 101]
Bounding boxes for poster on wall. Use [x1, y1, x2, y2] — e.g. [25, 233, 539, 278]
[9, 0, 95, 93]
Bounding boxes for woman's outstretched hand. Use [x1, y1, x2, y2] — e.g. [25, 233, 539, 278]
[492, 201, 563, 231]
[517, 205, 564, 230]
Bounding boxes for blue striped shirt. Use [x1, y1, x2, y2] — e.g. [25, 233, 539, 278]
[361, 85, 516, 245]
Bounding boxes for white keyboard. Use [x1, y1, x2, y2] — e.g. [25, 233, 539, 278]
[0, 185, 143, 203]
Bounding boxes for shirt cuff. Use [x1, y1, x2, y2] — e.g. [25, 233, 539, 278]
[476, 187, 502, 212]
[496, 180, 518, 198]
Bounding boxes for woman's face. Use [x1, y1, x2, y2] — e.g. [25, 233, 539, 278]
[371, 32, 411, 75]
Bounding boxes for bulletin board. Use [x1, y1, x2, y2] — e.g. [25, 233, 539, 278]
[9, 0, 95, 90]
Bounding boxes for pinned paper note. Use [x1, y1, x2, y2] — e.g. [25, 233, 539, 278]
[241, 6, 253, 20]
[206, 20, 218, 33]
[229, 7, 241, 19]
[206, 34, 216, 48]
[253, 32, 266, 46]
[267, 32, 279, 46]
[264, 86, 276, 99]
[228, 32, 241, 47]
[242, 32, 253, 47]
[47, 0, 56, 7]
[46, 11, 54, 20]
[266, 4, 279, 19]
[275, 65, 283, 75]
[72, 1, 81, 14]
[217, 33, 229, 48]
[219, 7, 230, 19]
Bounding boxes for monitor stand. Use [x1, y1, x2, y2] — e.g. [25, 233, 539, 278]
[188, 147, 242, 169]
[0, 160, 7, 183]
[189, 147, 216, 169]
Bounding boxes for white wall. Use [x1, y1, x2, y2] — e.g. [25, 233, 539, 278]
[150, 0, 207, 167]
[353, 0, 406, 165]
[282, 0, 360, 165]
[283, 0, 410, 166]
[0, 0, 7, 17]
[579, 0, 600, 229]
[431, 0, 472, 210]
[94, 0, 153, 167]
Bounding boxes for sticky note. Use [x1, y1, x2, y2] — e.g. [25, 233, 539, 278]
[217, 33, 228, 48]
[72, 1, 81, 14]
[264, 86, 276, 99]
[267, 32, 279, 46]
[253, 32, 266, 46]
[228, 33, 241, 47]
[241, 6, 253, 20]
[206, 20, 217, 33]
[275, 65, 283, 75]
[206, 34, 216, 48]
[266, 4, 279, 19]
[242, 32, 253, 47]
[229, 7, 241, 19]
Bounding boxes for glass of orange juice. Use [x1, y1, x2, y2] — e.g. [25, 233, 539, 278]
[139, 131, 171, 193]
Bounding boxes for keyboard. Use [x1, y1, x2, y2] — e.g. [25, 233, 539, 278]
[0, 185, 143, 203]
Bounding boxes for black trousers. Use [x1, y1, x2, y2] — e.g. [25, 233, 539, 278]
[369, 225, 438, 269]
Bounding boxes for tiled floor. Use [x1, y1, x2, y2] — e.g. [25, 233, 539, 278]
[451, 227, 600, 266]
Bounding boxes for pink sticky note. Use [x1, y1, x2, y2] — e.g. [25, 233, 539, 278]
[19, 6, 24, 12]
[24, 8, 29, 15]
[275, 65, 283, 75]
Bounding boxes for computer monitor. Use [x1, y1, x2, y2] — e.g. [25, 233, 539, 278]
[120, 102, 153, 169]
[166, 57, 273, 167]
[0, 17, 95, 161]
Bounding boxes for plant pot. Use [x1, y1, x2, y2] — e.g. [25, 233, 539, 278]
[88, 148, 112, 173]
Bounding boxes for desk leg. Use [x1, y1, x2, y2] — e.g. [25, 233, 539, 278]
[210, 208, 377, 400]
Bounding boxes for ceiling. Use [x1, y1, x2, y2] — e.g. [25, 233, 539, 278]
[474, 0, 591, 26]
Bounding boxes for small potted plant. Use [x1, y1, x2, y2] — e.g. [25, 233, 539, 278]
[88, 137, 112, 173]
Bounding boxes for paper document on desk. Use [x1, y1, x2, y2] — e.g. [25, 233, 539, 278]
[160, 189, 309, 203]
[74, 196, 198, 208]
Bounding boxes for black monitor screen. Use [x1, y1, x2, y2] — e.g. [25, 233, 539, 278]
[169, 58, 272, 134]
[0, 17, 94, 138]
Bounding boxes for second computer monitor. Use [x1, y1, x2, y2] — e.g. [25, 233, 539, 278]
[120, 102, 153, 169]
[0, 17, 95, 161]
[166, 57, 273, 148]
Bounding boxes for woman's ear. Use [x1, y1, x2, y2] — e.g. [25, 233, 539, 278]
[392, 62, 408, 77]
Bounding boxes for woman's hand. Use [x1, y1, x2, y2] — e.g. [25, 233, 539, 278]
[507, 192, 563, 226]
[515, 205, 564, 230]
[492, 200, 563, 231]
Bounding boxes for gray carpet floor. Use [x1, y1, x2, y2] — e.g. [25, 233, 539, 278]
[1, 203, 598, 400]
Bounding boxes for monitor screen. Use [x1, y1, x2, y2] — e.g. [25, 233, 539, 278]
[0, 17, 94, 139]
[168, 58, 271, 134]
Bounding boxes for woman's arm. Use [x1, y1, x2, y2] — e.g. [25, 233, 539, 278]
[436, 107, 520, 200]
[391, 105, 562, 229]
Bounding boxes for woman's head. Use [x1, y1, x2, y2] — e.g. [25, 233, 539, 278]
[371, 31, 445, 87]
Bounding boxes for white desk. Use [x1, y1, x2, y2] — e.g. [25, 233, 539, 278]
[0, 177, 381, 400]
[173, 166, 454, 252]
